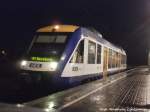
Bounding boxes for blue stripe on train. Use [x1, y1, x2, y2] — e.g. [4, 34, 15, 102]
[58, 28, 82, 75]
[51, 28, 82, 85]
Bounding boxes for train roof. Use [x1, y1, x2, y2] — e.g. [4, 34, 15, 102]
[81, 28, 126, 54]
[37, 25, 79, 33]
[36, 25, 126, 54]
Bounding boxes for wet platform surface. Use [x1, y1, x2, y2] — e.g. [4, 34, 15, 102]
[25, 67, 150, 112]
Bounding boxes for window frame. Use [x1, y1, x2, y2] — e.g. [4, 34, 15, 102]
[97, 44, 102, 64]
[108, 49, 112, 68]
[88, 40, 96, 64]
[69, 39, 85, 64]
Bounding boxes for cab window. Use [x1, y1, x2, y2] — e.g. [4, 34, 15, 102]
[70, 40, 84, 63]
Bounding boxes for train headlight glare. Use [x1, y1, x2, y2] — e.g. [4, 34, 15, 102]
[21, 60, 27, 66]
[49, 62, 58, 71]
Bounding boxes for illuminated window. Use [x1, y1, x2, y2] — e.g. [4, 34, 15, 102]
[108, 49, 112, 68]
[121, 54, 126, 65]
[88, 41, 96, 64]
[70, 40, 84, 63]
[97, 44, 101, 64]
[112, 50, 115, 68]
[114, 51, 117, 68]
[116, 52, 119, 67]
[122, 55, 126, 65]
[118, 53, 121, 67]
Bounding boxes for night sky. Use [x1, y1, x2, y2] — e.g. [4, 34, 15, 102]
[0, 0, 150, 66]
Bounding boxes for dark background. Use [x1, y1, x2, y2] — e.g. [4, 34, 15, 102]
[0, 0, 150, 66]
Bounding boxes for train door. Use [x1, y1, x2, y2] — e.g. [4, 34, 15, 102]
[103, 47, 108, 80]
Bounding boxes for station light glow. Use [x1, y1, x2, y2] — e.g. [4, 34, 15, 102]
[21, 60, 27, 66]
[1, 50, 6, 55]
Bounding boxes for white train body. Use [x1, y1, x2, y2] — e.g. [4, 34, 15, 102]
[20, 25, 127, 88]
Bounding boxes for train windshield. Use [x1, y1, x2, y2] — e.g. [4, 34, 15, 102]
[28, 32, 72, 61]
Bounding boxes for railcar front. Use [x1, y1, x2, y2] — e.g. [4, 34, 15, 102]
[20, 25, 81, 89]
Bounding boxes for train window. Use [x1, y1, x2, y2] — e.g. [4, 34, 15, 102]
[116, 52, 119, 67]
[70, 40, 84, 63]
[36, 35, 53, 43]
[112, 50, 116, 68]
[55, 36, 67, 43]
[115, 52, 117, 68]
[121, 54, 126, 65]
[108, 49, 112, 68]
[118, 53, 121, 67]
[36, 35, 67, 43]
[88, 41, 96, 64]
[97, 44, 101, 64]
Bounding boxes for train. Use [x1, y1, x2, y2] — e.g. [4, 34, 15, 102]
[20, 25, 127, 89]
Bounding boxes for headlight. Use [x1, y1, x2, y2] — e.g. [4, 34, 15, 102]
[49, 62, 58, 71]
[21, 60, 27, 66]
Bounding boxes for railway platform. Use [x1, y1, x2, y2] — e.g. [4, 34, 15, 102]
[22, 66, 150, 112]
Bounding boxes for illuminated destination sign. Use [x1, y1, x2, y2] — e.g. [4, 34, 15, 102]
[31, 57, 53, 62]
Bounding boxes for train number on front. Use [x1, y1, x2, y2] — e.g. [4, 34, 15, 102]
[72, 67, 78, 71]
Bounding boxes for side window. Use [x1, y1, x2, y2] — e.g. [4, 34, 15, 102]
[115, 51, 117, 67]
[97, 44, 101, 64]
[108, 49, 112, 68]
[116, 52, 119, 67]
[112, 50, 115, 68]
[70, 40, 84, 63]
[88, 41, 96, 64]
[118, 53, 121, 67]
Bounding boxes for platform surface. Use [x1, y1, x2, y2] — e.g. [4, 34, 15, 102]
[25, 67, 150, 112]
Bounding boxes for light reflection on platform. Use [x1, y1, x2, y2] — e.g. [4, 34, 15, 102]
[25, 67, 150, 112]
